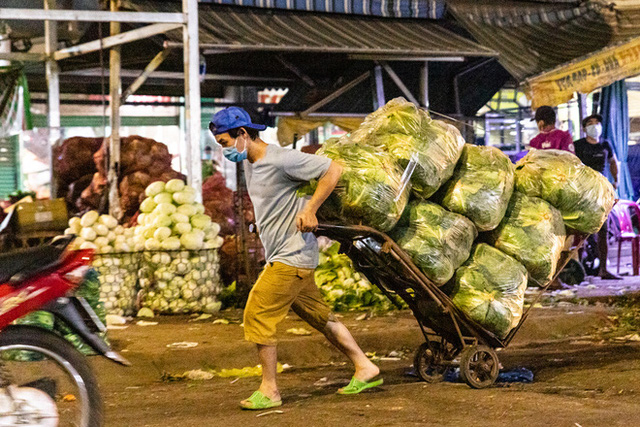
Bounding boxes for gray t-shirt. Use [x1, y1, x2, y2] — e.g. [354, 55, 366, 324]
[245, 144, 332, 269]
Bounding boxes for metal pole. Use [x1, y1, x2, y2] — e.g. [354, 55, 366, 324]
[44, 0, 60, 198]
[122, 46, 172, 102]
[380, 61, 420, 106]
[516, 108, 522, 152]
[373, 65, 385, 109]
[578, 93, 587, 138]
[183, 0, 202, 200]
[484, 116, 490, 146]
[420, 61, 429, 110]
[108, 0, 122, 218]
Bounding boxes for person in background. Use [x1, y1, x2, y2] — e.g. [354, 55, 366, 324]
[574, 114, 621, 280]
[201, 146, 218, 181]
[210, 107, 383, 410]
[529, 106, 575, 153]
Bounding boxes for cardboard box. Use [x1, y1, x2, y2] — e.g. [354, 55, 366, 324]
[14, 199, 68, 233]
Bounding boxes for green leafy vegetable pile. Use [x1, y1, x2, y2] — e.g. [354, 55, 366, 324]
[434, 144, 515, 231]
[349, 98, 465, 198]
[391, 201, 477, 285]
[515, 149, 615, 233]
[488, 192, 566, 285]
[14, 269, 106, 356]
[308, 139, 410, 232]
[315, 239, 400, 312]
[451, 244, 528, 338]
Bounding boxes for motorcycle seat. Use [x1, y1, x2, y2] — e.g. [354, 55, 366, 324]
[0, 245, 65, 285]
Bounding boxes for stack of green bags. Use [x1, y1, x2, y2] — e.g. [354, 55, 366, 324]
[309, 99, 613, 338]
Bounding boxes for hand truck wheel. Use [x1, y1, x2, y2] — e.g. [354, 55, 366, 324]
[459, 345, 499, 389]
[413, 342, 449, 383]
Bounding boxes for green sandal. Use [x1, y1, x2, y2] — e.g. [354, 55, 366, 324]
[337, 376, 384, 395]
[240, 391, 282, 410]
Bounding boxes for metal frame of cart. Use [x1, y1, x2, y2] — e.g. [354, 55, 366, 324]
[317, 224, 586, 389]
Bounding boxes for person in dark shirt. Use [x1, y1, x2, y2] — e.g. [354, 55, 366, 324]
[574, 114, 621, 280]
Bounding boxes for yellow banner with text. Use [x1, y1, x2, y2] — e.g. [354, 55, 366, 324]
[525, 37, 640, 108]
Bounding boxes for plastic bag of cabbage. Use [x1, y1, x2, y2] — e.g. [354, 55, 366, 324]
[348, 98, 465, 198]
[315, 238, 400, 312]
[137, 179, 224, 251]
[514, 149, 615, 234]
[305, 139, 410, 232]
[434, 144, 515, 231]
[450, 244, 528, 338]
[391, 201, 477, 285]
[138, 250, 222, 314]
[488, 192, 566, 285]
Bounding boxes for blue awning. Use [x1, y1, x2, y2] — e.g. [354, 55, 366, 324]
[199, 0, 445, 19]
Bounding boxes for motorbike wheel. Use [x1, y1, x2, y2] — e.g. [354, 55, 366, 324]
[0, 325, 103, 427]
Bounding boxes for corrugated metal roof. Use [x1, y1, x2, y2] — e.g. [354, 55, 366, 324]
[122, 1, 496, 57]
[449, 0, 640, 81]
[198, 0, 445, 19]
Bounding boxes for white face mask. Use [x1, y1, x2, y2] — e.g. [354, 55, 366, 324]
[586, 123, 602, 139]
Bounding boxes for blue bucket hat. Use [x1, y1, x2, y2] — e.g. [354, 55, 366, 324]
[209, 107, 267, 135]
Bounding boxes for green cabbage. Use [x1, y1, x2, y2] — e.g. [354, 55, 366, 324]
[450, 244, 528, 338]
[391, 201, 477, 285]
[515, 149, 615, 233]
[80, 210, 99, 228]
[434, 144, 515, 231]
[145, 181, 165, 197]
[308, 139, 410, 232]
[165, 179, 186, 193]
[314, 239, 402, 312]
[488, 192, 566, 285]
[348, 98, 465, 198]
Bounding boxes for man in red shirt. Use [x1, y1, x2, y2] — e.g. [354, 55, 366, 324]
[529, 106, 575, 153]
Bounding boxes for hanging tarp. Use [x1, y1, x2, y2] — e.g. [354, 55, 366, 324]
[524, 37, 640, 108]
[601, 80, 633, 200]
[0, 67, 26, 138]
[276, 116, 363, 146]
[199, 0, 445, 19]
[449, 0, 640, 85]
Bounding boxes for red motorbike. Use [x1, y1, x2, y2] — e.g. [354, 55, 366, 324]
[0, 236, 128, 426]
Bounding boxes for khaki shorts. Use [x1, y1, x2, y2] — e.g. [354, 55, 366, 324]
[243, 262, 335, 345]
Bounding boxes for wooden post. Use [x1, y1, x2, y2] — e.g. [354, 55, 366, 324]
[44, 0, 60, 198]
[182, 0, 202, 200]
[108, 0, 122, 218]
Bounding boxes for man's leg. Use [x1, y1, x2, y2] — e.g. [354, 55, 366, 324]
[239, 344, 281, 404]
[242, 263, 302, 406]
[323, 320, 379, 381]
[597, 220, 622, 279]
[290, 268, 380, 382]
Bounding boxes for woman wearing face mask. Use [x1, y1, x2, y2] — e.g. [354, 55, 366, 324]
[209, 107, 383, 410]
[574, 113, 621, 280]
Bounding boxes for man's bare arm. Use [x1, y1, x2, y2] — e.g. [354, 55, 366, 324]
[296, 161, 343, 232]
[610, 156, 619, 188]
